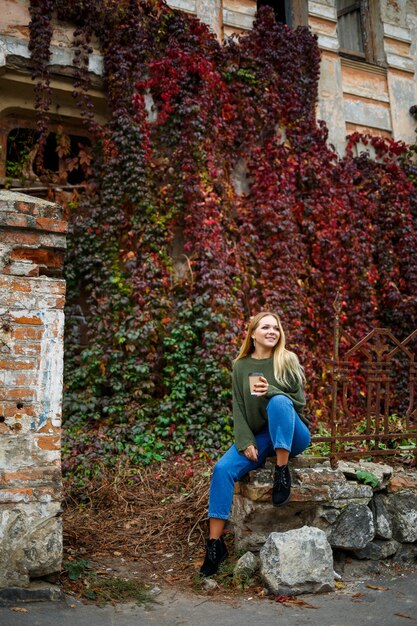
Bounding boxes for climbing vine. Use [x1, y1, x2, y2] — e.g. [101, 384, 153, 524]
[27, 0, 417, 476]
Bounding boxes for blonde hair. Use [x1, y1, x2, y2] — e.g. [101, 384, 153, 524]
[235, 311, 306, 388]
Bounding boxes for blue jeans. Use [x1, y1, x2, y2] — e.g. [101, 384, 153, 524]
[208, 395, 311, 520]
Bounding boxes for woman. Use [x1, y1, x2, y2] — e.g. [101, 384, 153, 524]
[200, 312, 311, 577]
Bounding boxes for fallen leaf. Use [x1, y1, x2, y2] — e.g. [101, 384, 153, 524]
[275, 594, 291, 603]
[366, 584, 388, 591]
[286, 598, 319, 609]
[394, 612, 416, 620]
[352, 593, 365, 598]
[335, 581, 347, 589]
[10, 608, 28, 613]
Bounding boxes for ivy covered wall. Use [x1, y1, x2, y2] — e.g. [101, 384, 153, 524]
[27, 1, 417, 474]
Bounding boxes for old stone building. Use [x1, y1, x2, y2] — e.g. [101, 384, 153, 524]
[0, 0, 416, 188]
[0, 0, 417, 594]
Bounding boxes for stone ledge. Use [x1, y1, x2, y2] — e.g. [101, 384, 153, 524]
[0, 582, 63, 605]
[231, 457, 417, 555]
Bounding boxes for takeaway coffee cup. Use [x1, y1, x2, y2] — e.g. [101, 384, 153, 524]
[248, 372, 263, 396]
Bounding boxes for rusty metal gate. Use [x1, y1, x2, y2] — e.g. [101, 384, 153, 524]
[311, 294, 417, 463]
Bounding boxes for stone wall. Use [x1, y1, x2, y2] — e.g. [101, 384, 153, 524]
[0, 189, 67, 589]
[231, 456, 417, 565]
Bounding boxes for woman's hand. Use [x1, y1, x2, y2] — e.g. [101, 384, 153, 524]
[243, 445, 258, 462]
[253, 376, 269, 396]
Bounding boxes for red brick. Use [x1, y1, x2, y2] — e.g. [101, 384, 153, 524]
[0, 358, 37, 370]
[0, 213, 30, 228]
[35, 435, 60, 451]
[36, 217, 68, 233]
[12, 327, 43, 341]
[14, 343, 41, 356]
[37, 419, 61, 434]
[3, 403, 36, 417]
[1, 468, 61, 484]
[15, 201, 39, 215]
[0, 488, 33, 503]
[0, 388, 36, 401]
[0, 231, 41, 246]
[11, 315, 42, 325]
[3, 372, 37, 387]
[0, 277, 31, 292]
[11, 248, 64, 268]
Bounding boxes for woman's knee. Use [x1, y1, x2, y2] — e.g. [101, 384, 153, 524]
[212, 455, 236, 483]
[267, 394, 293, 413]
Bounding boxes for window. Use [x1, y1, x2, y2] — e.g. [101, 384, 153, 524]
[337, 1, 364, 57]
[257, 0, 308, 28]
[336, 0, 385, 65]
[5, 127, 92, 186]
[257, 0, 286, 24]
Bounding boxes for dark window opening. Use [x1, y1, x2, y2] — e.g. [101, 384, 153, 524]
[257, 0, 287, 24]
[6, 128, 91, 186]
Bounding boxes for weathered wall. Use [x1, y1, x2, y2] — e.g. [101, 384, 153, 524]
[0, 189, 67, 588]
[0, 1, 416, 162]
[311, 0, 417, 154]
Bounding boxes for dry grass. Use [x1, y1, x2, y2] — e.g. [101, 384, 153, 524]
[63, 457, 213, 585]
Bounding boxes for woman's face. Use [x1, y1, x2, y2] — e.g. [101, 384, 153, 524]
[251, 315, 280, 353]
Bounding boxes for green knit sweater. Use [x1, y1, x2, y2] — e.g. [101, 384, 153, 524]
[232, 355, 309, 452]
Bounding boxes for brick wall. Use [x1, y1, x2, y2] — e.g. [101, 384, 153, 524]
[0, 190, 67, 588]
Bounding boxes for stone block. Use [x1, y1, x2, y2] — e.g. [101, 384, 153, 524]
[260, 526, 334, 595]
[329, 504, 374, 549]
[337, 460, 393, 490]
[0, 503, 62, 588]
[384, 492, 417, 543]
[328, 480, 373, 502]
[370, 493, 392, 539]
[353, 539, 399, 560]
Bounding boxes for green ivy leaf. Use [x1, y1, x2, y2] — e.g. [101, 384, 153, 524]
[355, 470, 379, 489]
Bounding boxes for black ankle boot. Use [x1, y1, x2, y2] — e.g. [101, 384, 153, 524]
[272, 464, 291, 507]
[199, 536, 228, 577]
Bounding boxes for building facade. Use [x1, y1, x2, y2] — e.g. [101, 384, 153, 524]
[0, 0, 416, 186]
[166, 0, 417, 153]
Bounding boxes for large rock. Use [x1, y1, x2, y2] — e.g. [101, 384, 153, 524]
[384, 492, 417, 542]
[329, 504, 374, 549]
[370, 494, 392, 539]
[259, 526, 334, 595]
[0, 505, 62, 588]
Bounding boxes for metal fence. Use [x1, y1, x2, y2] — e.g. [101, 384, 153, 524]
[311, 294, 417, 464]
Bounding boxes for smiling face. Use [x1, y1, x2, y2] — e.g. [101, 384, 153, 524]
[251, 314, 280, 356]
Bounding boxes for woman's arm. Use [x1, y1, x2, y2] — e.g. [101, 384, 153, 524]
[232, 365, 257, 452]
